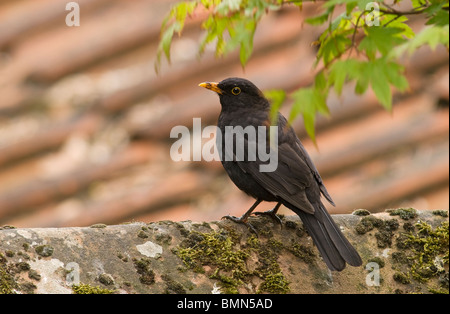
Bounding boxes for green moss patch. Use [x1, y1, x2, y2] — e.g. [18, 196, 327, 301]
[355, 215, 400, 248]
[35, 245, 54, 257]
[432, 210, 449, 218]
[393, 220, 449, 293]
[406, 221, 448, 284]
[72, 283, 115, 294]
[0, 252, 17, 294]
[387, 208, 418, 220]
[133, 258, 156, 285]
[174, 229, 291, 294]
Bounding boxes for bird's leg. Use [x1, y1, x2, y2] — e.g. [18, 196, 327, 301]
[254, 202, 283, 227]
[222, 199, 262, 234]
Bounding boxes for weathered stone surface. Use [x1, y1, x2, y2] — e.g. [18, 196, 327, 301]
[1, 210, 448, 294]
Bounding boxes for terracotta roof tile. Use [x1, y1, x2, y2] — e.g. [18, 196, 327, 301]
[0, 1, 448, 227]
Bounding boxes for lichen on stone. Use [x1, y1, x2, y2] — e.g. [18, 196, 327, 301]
[98, 273, 115, 286]
[133, 258, 156, 285]
[90, 223, 107, 229]
[161, 273, 187, 294]
[35, 245, 54, 257]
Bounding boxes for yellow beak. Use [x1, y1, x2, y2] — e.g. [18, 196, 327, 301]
[198, 82, 223, 94]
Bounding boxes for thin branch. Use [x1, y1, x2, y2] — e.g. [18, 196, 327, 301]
[348, 10, 367, 58]
[351, 11, 366, 45]
[379, 7, 429, 16]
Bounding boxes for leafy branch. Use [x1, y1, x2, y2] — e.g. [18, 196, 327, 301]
[156, 0, 449, 142]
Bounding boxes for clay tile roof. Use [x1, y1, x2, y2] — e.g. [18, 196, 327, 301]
[0, 0, 448, 227]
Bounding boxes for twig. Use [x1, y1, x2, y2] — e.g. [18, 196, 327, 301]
[348, 10, 367, 58]
[379, 7, 429, 16]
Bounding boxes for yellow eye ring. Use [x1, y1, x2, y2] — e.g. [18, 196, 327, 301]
[231, 87, 241, 95]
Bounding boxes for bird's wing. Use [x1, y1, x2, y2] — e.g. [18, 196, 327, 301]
[234, 140, 317, 214]
[292, 139, 335, 206]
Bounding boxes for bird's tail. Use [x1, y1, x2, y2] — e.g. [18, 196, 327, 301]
[291, 203, 362, 271]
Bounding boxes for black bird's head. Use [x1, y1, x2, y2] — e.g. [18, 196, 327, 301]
[199, 77, 270, 112]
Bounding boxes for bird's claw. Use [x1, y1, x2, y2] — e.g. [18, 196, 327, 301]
[253, 210, 283, 228]
[222, 215, 258, 234]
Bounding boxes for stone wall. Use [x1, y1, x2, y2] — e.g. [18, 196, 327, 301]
[1, 209, 448, 294]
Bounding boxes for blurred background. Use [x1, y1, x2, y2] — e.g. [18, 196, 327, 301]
[0, 0, 448, 228]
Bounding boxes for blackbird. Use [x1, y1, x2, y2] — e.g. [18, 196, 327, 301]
[199, 77, 362, 271]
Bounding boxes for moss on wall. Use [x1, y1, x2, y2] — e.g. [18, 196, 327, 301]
[1, 209, 448, 294]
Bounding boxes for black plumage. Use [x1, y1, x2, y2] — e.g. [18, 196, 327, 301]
[199, 77, 362, 271]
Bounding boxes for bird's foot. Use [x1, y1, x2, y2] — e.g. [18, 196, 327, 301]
[222, 215, 258, 234]
[253, 209, 283, 228]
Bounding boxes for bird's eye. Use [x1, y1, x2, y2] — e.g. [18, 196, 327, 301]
[231, 87, 241, 95]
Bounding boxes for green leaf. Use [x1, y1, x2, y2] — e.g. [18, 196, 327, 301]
[323, 0, 357, 9]
[174, 1, 198, 29]
[411, 0, 427, 10]
[345, 1, 358, 15]
[216, 0, 242, 15]
[289, 87, 329, 142]
[314, 70, 328, 92]
[198, 0, 282, 67]
[359, 26, 406, 59]
[329, 61, 348, 95]
[382, 16, 415, 39]
[384, 62, 409, 92]
[265, 89, 287, 125]
[319, 33, 352, 66]
[322, 0, 373, 11]
[238, 19, 257, 66]
[155, 1, 198, 71]
[328, 59, 359, 95]
[244, 0, 281, 19]
[357, 0, 375, 10]
[328, 58, 408, 109]
[305, 7, 333, 25]
[369, 62, 392, 110]
[362, 58, 408, 110]
[290, 88, 316, 142]
[219, 15, 258, 66]
[199, 15, 230, 56]
[391, 25, 449, 57]
[423, 1, 448, 18]
[155, 21, 181, 71]
[354, 73, 370, 94]
[330, 12, 352, 31]
[426, 10, 449, 27]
